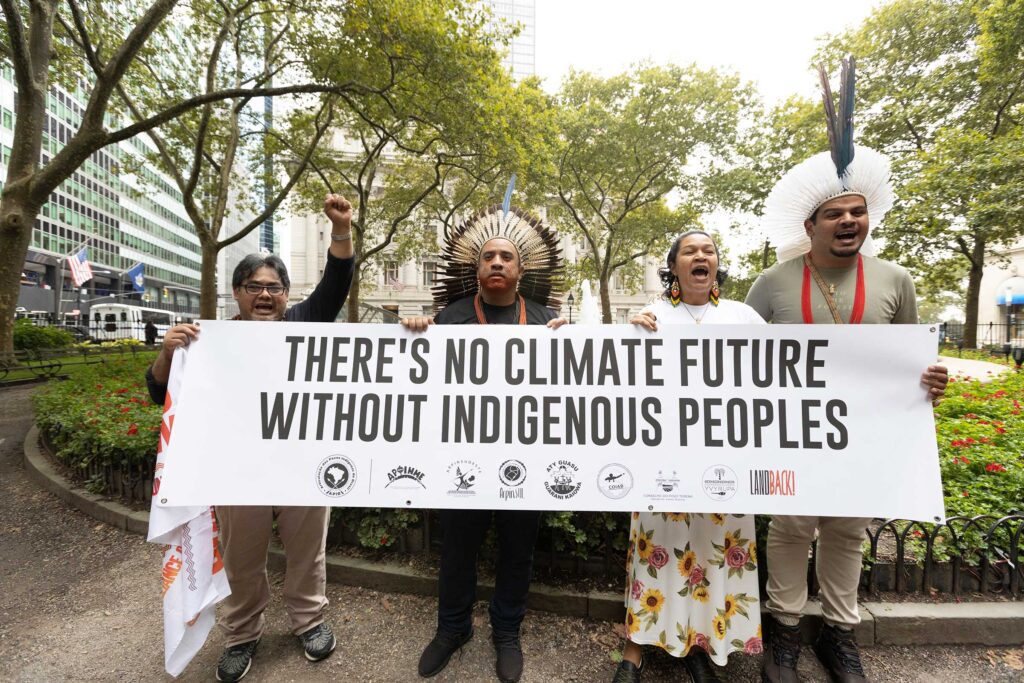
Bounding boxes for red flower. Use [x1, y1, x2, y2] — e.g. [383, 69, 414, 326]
[95, 384, 103, 390]
[744, 637, 764, 655]
[694, 633, 710, 652]
[962, 490, 970, 497]
[689, 565, 706, 586]
[726, 545, 749, 569]
[120, 406, 131, 413]
[986, 463, 1007, 473]
[379, 535, 389, 546]
[631, 579, 644, 600]
[649, 545, 670, 570]
[996, 427, 1007, 434]
[964, 413, 978, 419]
[126, 424, 139, 436]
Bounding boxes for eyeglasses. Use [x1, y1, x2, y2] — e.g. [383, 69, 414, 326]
[242, 283, 286, 295]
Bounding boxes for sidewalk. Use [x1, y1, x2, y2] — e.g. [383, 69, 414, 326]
[938, 354, 1011, 383]
[5, 382, 1024, 682]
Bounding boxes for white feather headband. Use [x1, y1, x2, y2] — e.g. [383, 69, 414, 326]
[761, 145, 894, 263]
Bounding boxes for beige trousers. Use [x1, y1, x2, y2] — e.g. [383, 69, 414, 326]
[216, 506, 330, 646]
[765, 515, 870, 628]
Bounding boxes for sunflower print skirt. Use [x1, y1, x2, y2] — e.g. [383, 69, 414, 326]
[623, 512, 762, 666]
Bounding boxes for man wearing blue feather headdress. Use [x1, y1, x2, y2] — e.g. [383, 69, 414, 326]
[746, 58, 948, 683]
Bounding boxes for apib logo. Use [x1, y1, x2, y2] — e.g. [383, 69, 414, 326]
[316, 455, 357, 497]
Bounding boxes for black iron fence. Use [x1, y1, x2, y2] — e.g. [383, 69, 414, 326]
[940, 321, 1024, 349]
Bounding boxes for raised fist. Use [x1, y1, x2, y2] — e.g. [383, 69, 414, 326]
[323, 194, 353, 230]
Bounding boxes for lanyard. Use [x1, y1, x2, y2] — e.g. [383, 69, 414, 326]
[801, 254, 865, 324]
[474, 293, 527, 324]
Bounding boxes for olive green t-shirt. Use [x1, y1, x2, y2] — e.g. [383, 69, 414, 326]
[745, 255, 918, 325]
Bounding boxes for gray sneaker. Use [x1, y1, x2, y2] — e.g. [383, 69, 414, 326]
[299, 622, 337, 662]
[216, 639, 259, 682]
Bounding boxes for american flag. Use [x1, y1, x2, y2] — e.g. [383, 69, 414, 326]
[69, 248, 93, 286]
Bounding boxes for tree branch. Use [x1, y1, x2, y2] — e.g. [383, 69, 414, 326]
[64, 0, 103, 73]
[0, 0, 32, 92]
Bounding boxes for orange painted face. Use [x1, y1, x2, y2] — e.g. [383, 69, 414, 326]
[805, 194, 869, 260]
[477, 238, 523, 295]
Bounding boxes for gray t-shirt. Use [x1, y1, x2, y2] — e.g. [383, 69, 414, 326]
[745, 254, 918, 325]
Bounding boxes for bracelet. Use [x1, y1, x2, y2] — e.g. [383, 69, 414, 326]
[330, 232, 352, 242]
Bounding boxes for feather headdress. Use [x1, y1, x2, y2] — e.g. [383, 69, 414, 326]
[762, 56, 895, 263]
[432, 205, 565, 310]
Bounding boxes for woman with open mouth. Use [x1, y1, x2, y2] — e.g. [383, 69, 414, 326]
[612, 230, 766, 683]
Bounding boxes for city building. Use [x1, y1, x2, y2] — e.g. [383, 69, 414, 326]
[483, 0, 536, 80]
[978, 239, 1024, 346]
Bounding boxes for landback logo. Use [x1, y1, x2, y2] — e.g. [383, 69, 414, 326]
[701, 465, 738, 501]
[597, 464, 633, 499]
[544, 460, 581, 500]
[447, 460, 480, 496]
[316, 455, 357, 498]
[385, 465, 426, 489]
[499, 459, 527, 501]
[749, 469, 796, 496]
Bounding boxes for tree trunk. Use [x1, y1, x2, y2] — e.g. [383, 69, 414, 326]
[200, 242, 220, 319]
[0, 195, 40, 353]
[347, 260, 362, 322]
[599, 275, 612, 324]
[962, 235, 985, 349]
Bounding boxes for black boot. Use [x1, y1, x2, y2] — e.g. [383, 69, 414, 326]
[814, 624, 868, 683]
[761, 617, 801, 683]
[611, 657, 643, 683]
[493, 631, 524, 683]
[418, 628, 473, 678]
[683, 649, 721, 682]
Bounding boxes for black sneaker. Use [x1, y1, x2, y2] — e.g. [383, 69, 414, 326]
[418, 628, 473, 678]
[492, 631, 524, 683]
[814, 624, 868, 683]
[683, 649, 722, 682]
[299, 622, 337, 662]
[611, 657, 643, 683]
[762, 617, 801, 683]
[216, 639, 259, 682]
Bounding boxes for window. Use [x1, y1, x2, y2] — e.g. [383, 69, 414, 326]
[422, 260, 437, 288]
[384, 261, 400, 286]
[616, 308, 631, 324]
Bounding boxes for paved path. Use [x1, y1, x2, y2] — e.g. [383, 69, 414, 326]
[2, 384, 1024, 682]
[938, 355, 1011, 383]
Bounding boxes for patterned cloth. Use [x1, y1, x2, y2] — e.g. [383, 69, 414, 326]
[622, 297, 764, 666]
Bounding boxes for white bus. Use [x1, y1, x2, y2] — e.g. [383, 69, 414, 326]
[89, 304, 182, 343]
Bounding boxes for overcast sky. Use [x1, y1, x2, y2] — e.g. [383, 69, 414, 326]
[534, 0, 882, 104]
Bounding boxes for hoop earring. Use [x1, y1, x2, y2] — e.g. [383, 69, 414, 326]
[670, 277, 682, 306]
[709, 281, 720, 306]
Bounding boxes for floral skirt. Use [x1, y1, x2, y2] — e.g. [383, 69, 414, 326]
[623, 512, 762, 666]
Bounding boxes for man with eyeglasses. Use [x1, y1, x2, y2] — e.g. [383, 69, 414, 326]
[146, 195, 354, 682]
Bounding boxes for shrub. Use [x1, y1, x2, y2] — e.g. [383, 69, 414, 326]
[13, 318, 74, 350]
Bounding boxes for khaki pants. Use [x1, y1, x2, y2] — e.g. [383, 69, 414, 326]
[217, 506, 330, 646]
[765, 515, 870, 628]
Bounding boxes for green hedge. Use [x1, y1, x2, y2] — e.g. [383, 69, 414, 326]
[14, 318, 74, 350]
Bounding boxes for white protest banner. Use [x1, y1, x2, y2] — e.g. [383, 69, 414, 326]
[155, 320, 945, 521]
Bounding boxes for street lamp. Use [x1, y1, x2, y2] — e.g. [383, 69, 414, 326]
[567, 291, 575, 324]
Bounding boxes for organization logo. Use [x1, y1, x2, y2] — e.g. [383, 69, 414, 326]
[544, 460, 582, 500]
[499, 459, 527, 501]
[643, 469, 692, 502]
[385, 465, 426, 490]
[597, 464, 633, 499]
[749, 469, 796, 496]
[702, 465, 738, 501]
[446, 460, 481, 496]
[316, 455, 357, 498]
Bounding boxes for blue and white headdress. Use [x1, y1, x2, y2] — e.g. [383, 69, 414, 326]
[762, 57, 895, 263]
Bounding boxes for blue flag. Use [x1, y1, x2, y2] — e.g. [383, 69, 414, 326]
[127, 262, 145, 293]
[501, 173, 517, 215]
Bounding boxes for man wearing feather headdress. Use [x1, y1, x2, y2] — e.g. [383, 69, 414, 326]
[745, 58, 947, 683]
[401, 204, 566, 683]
